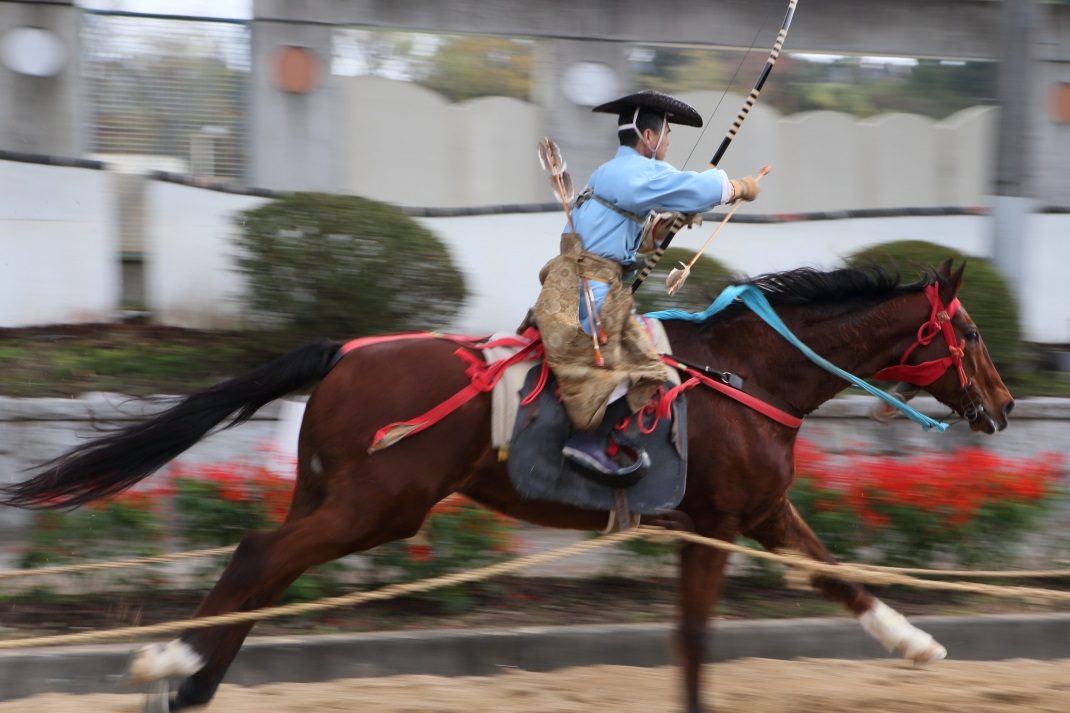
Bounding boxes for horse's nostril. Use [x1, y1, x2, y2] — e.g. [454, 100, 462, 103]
[1003, 401, 1015, 418]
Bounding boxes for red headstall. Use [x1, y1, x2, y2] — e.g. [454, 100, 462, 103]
[871, 284, 969, 388]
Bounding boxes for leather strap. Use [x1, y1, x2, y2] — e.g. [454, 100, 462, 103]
[661, 354, 805, 429]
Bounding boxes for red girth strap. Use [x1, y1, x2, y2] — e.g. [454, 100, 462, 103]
[349, 330, 543, 453]
[871, 284, 968, 387]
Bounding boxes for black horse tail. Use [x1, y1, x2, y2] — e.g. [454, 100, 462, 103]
[1, 338, 343, 510]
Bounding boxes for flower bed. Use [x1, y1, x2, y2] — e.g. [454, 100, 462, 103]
[16, 441, 1067, 602]
[20, 458, 517, 605]
[790, 439, 1065, 568]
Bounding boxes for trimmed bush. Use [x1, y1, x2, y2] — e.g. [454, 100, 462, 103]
[844, 240, 1022, 373]
[632, 247, 739, 315]
[233, 193, 468, 344]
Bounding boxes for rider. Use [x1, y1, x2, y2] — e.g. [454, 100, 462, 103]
[532, 89, 762, 479]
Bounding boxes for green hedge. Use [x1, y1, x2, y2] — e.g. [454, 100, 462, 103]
[844, 240, 1022, 374]
[233, 193, 468, 345]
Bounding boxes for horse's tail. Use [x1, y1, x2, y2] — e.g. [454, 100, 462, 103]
[1, 338, 343, 510]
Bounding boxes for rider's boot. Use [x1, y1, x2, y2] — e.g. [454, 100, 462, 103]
[562, 399, 650, 486]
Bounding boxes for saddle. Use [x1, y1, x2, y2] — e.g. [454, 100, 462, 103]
[363, 325, 689, 528]
[505, 366, 688, 521]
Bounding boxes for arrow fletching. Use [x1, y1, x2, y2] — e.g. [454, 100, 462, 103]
[665, 262, 691, 296]
[537, 138, 567, 176]
[549, 171, 575, 204]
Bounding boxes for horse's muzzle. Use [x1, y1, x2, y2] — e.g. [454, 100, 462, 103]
[970, 399, 1013, 434]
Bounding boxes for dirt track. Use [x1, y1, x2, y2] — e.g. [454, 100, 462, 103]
[4, 658, 1069, 712]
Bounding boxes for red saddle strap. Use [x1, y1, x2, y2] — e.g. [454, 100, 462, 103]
[352, 330, 544, 453]
[355, 328, 806, 454]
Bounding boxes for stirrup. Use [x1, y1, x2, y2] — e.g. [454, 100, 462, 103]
[563, 433, 650, 488]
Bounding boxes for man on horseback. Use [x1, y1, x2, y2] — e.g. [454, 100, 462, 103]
[532, 90, 762, 480]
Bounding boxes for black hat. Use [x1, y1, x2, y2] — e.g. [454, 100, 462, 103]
[591, 90, 703, 128]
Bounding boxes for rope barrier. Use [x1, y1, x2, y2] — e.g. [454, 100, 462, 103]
[0, 526, 1067, 651]
[0, 528, 647, 650]
[0, 546, 236, 580]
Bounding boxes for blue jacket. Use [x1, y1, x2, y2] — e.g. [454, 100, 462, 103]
[570, 146, 730, 330]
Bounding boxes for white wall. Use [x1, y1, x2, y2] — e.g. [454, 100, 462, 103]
[146, 181, 269, 328]
[421, 210, 1068, 345]
[0, 160, 116, 326]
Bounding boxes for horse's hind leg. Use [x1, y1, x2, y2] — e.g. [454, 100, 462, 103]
[130, 488, 435, 711]
[743, 496, 946, 663]
[128, 508, 356, 708]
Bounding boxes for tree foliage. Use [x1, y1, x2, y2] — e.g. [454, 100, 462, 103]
[632, 45, 995, 120]
[415, 36, 534, 102]
[233, 193, 468, 345]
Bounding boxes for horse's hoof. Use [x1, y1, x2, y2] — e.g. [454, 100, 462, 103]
[127, 640, 204, 686]
[910, 640, 948, 665]
[142, 678, 170, 713]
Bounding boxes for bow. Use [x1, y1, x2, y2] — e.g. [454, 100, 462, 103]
[631, 0, 799, 294]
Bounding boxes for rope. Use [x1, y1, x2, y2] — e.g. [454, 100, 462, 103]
[0, 529, 646, 650]
[659, 529, 1070, 603]
[847, 563, 1070, 579]
[1, 527, 1068, 651]
[0, 546, 236, 580]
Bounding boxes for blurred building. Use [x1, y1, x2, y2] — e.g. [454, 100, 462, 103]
[1, 0, 1068, 336]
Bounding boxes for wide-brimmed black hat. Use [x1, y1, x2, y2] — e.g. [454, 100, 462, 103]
[591, 90, 703, 127]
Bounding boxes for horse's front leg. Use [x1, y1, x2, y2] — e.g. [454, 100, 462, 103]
[744, 496, 946, 663]
[677, 517, 737, 713]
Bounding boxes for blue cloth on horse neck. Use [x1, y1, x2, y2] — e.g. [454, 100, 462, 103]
[645, 284, 950, 432]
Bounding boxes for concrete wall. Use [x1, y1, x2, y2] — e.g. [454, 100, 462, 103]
[0, 159, 116, 325]
[253, 0, 1006, 62]
[334, 79, 1000, 212]
[250, 15, 336, 192]
[336, 77, 544, 208]
[0, 0, 79, 158]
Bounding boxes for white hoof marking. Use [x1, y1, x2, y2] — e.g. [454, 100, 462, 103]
[858, 599, 947, 664]
[127, 639, 205, 685]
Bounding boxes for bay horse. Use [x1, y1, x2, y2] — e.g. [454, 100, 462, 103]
[1, 260, 1013, 713]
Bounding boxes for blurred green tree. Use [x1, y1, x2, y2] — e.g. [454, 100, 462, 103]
[233, 193, 468, 345]
[416, 36, 534, 102]
[844, 240, 1022, 375]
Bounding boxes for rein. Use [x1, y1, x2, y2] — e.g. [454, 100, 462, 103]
[352, 280, 970, 453]
[645, 284, 952, 432]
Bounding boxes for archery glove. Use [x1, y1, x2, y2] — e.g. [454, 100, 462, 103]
[729, 176, 761, 202]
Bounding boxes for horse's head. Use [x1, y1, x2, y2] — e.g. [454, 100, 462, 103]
[875, 259, 1014, 433]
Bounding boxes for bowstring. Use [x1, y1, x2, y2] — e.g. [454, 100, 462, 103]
[681, 0, 777, 171]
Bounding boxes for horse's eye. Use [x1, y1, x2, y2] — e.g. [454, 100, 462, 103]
[964, 329, 980, 343]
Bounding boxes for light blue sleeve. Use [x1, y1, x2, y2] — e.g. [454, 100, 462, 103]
[629, 162, 728, 213]
[569, 148, 730, 265]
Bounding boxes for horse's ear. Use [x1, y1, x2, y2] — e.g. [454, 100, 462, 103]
[936, 258, 966, 295]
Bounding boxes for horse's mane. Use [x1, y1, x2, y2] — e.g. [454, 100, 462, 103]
[695, 263, 937, 325]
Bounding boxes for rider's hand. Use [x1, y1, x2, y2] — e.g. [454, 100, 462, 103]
[729, 176, 761, 202]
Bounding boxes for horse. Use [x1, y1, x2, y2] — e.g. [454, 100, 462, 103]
[0, 260, 1013, 713]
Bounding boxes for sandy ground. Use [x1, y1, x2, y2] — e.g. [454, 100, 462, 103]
[3, 658, 1069, 713]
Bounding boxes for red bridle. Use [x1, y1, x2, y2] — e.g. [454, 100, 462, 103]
[872, 284, 969, 388]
